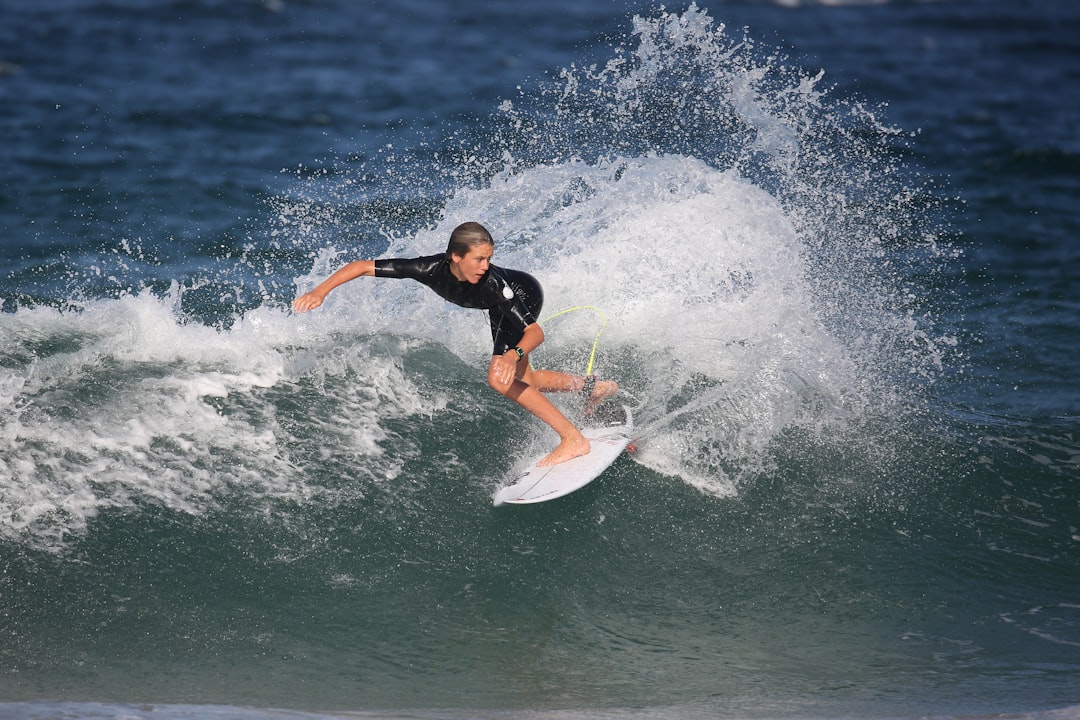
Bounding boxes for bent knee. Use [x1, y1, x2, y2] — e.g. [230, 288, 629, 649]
[487, 371, 512, 396]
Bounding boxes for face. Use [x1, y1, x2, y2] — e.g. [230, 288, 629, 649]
[450, 243, 493, 284]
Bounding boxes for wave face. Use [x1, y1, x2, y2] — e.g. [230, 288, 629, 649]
[1, 3, 1078, 719]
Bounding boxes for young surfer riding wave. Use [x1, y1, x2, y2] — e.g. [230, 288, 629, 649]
[292, 221, 618, 466]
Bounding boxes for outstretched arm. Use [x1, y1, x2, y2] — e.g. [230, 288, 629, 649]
[292, 260, 376, 312]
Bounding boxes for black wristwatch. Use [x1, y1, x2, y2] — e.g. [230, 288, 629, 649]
[512, 346, 524, 359]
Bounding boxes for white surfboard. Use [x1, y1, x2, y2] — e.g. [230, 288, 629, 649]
[493, 402, 633, 506]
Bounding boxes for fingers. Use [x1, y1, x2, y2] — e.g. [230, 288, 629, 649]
[495, 357, 515, 385]
[292, 293, 323, 313]
[488, 355, 519, 392]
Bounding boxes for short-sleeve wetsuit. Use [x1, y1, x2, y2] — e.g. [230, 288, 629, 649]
[374, 254, 544, 356]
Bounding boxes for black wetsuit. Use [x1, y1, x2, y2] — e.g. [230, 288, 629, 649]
[374, 254, 544, 355]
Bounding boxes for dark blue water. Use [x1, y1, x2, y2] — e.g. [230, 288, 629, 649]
[2, 1, 1078, 719]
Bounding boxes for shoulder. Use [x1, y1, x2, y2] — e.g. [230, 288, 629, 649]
[492, 266, 541, 298]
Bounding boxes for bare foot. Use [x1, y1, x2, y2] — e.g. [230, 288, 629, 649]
[536, 435, 591, 466]
[584, 379, 619, 414]
[588, 379, 618, 401]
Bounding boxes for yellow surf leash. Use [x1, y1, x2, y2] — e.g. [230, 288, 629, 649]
[540, 305, 641, 453]
[540, 305, 607, 376]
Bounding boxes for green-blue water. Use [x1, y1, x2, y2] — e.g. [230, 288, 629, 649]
[2, 1, 1078, 718]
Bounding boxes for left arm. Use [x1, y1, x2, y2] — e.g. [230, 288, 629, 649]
[512, 322, 545, 357]
[491, 322, 545, 387]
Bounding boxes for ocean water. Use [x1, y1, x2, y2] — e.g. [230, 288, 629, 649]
[1, 0, 1078, 718]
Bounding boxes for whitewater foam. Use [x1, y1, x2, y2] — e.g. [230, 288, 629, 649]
[269, 6, 956, 500]
[0, 289, 444, 550]
[1, 4, 957, 549]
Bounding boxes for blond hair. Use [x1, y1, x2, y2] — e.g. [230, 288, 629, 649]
[446, 221, 494, 258]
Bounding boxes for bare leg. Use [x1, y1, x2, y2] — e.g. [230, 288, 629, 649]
[525, 368, 618, 401]
[489, 356, 591, 466]
[506, 380, 591, 466]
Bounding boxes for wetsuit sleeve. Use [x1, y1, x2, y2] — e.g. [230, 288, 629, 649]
[502, 294, 538, 331]
[487, 268, 544, 354]
[493, 268, 543, 330]
[373, 255, 443, 280]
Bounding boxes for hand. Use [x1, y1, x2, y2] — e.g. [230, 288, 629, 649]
[292, 291, 325, 313]
[492, 352, 518, 388]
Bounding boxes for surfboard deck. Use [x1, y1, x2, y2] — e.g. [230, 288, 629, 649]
[492, 401, 633, 506]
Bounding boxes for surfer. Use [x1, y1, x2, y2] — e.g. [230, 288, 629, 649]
[292, 221, 618, 466]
